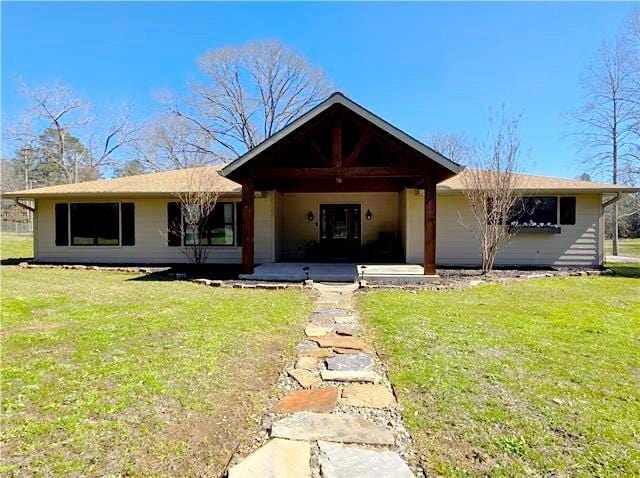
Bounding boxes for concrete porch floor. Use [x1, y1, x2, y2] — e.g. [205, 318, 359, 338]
[239, 262, 438, 283]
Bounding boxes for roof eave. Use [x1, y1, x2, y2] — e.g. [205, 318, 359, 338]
[1, 191, 242, 200]
[437, 186, 640, 194]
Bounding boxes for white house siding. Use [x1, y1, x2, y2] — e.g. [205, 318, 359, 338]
[33, 194, 276, 264]
[404, 189, 603, 266]
[277, 192, 400, 260]
[33, 190, 604, 267]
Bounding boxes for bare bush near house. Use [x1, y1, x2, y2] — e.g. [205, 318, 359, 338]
[171, 169, 220, 265]
[160, 39, 332, 160]
[461, 110, 526, 274]
[8, 80, 139, 183]
[131, 116, 222, 263]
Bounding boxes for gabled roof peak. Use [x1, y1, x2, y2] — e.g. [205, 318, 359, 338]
[221, 91, 463, 178]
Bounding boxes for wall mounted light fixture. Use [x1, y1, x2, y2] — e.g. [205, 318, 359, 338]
[307, 211, 315, 221]
[366, 209, 373, 221]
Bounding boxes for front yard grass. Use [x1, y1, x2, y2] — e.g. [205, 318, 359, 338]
[605, 237, 640, 258]
[1, 260, 308, 475]
[360, 270, 640, 477]
[0, 233, 33, 262]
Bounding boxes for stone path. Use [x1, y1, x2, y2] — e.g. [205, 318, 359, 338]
[226, 283, 423, 478]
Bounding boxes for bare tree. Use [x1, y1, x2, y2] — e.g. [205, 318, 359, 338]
[162, 39, 332, 160]
[426, 130, 469, 164]
[135, 39, 331, 262]
[570, 38, 640, 255]
[623, 10, 640, 183]
[170, 168, 221, 264]
[131, 114, 219, 172]
[8, 80, 139, 183]
[460, 110, 526, 274]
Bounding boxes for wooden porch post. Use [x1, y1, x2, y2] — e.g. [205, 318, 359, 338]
[241, 179, 255, 274]
[424, 177, 437, 275]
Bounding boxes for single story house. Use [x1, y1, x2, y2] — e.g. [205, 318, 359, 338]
[4, 93, 636, 276]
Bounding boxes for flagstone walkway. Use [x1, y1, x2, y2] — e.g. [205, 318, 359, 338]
[226, 283, 423, 478]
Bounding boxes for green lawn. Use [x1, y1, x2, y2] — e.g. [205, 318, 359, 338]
[0, 233, 33, 262]
[1, 235, 309, 475]
[361, 271, 640, 477]
[605, 237, 640, 258]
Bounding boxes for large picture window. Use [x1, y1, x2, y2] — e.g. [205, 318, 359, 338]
[56, 202, 135, 246]
[183, 202, 235, 246]
[509, 197, 558, 225]
[71, 203, 120, 245]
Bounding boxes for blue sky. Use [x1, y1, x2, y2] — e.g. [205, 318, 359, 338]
[1, 1, 633, 179]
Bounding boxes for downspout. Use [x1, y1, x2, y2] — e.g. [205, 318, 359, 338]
[14, 199, 35, 212]
[602, 192, 621, 209]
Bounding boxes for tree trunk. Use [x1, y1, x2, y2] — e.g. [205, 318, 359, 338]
[612, 118, 619, 256]
[612, 202, 619, 256]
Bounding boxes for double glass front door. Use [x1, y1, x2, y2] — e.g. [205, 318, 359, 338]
[319, 204, 361, 259]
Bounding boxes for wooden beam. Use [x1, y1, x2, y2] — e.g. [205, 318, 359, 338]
[309, 137, 328, 164]
[253, 166, 430, 180]
[241, 179, 255, 274]
[332, 119, 342, 168]
[344, 131, 371, 166]
[269, 177, 403, 193]
[424, 177, 437, 275]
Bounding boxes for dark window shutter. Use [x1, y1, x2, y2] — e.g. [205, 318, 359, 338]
[560, 197, 576, 225]
[55, 203, 69, 246]
[167, 202, 182, 246]
[236, 202, 243, 246]
[121, 203, 135, 246]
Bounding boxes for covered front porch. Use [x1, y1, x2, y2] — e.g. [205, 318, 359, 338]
[239, 262, 432, 283]
[220, 93, 462, 276]
[275, 191, 404, 263]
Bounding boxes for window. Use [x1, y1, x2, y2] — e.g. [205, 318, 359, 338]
[181, 202, 235, 246]
[560, 197, 576, 225]
[183, 204, 205, 246]
[55, 202, 135, 247]
[70, 203, 120, 245]
[509, 197, 558, 225]
[209, 203, 235, 245]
